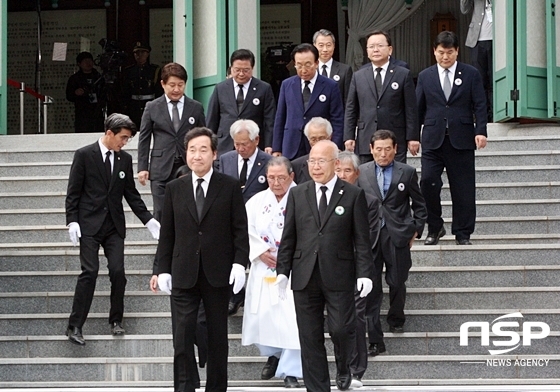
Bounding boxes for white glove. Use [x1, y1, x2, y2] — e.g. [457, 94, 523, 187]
[229, 263, 246, 294]
[357, 277, 373, 298]
[68, 222, 81, 246]
[275, 274, 289, 300]
[157, 273, 172, 294]
[145, 218, 161, 240]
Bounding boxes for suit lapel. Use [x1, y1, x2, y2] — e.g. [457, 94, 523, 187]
[385, 163, 403, 200]
[240, 79, 258, 114]
[320, 179, 344, 228]
[330, 61, 340, 80]
[305, 182, 322, 228]
[430, 65, 447, 102]
[448, 62, 464, 102]
[199, 172, 221, 222]
[306, 74, 324, 112]
[292, 77, 305, 111]
[245, 150, 266, 189]
[364, 65, 379, 101]
[380, 65, 397, 99]
[183, 176, 199, 223]
[109, 151, 122, 190]
[365, 163, 383, 200]
[160, 96, 175, 133]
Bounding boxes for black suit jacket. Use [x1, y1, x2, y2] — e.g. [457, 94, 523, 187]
[416, 62, 488, 151]
[357, 161, 427, 248]
[291, 154, 312, 184]
[218, 149, 271, 203]
[138, 94, 206, 181]
[276, 178, 373, 291]
[207, 77, 276, 155]
[66, 141, 153, 238]
[345, 63, 419, 156]
[329, 60, 353, 106]
[156, 171, 249, 288]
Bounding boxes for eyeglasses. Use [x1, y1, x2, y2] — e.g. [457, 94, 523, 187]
[294, 63, 316, 70]
[366, 44, 390, 50]
[267, 176, 289, 183]
[307, 158, 336, 167]
[232, 67, 252, 74]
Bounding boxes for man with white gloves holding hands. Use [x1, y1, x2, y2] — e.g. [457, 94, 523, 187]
[155, 127, 249, 392]
[65, 113, 159, 346]
[275, 140, 374, 392]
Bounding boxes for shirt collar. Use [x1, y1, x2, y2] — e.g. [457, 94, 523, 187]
[192, 167, 213, 186]
[98, 138, 110, 156]
[165, 94, 184, 104]
[437, 61, 457, 75]
[238, 148, 259, 164]
[236, 78, 252, 89]
[315, 173, 338, 193]
[302, 71, 318, 87]
[319, 58, 333, 69]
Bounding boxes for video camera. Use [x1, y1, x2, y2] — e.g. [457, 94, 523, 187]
[95, 38, 127, 84]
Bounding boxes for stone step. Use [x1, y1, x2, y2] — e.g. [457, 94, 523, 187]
[0, 243, 559, 271]
[0, 225, 158, 243]
[0, 354, 559, 383]
[407, 150, 560, 168]
[1, 166, 559, 192]
[2, 308, 559, 335]
[1, 331, 559, 359]
[0, 191, 153, 210]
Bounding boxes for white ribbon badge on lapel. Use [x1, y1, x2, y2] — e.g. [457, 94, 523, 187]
[398, 183, 405, 191]
[119, 171, 125, 179]
[335, 206, 345, 215]
[319, 94, 326, 102]
[333, 75, 340, 81]
[188, 117, 195, 124]
[391, 82, 399, 90]
[253, 98, 260, 106]
[455, 79, 462, 86]
[258, 175, 266, 184]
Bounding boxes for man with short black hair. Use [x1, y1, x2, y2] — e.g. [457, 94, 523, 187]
[416, 31, 487, 246]
[272, 43, 344, 159]
[65, 113, 160, 346]
[207, 49, 276, 156]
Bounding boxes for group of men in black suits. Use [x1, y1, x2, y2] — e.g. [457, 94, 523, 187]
[64, 27, 488, 392]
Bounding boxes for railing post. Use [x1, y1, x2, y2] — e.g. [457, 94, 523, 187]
[19, 81, 25, 135]
[42, 96, 53, 134]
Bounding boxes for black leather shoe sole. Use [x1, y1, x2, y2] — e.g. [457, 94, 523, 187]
[424, 227, 446, 245]
[261, 355, 279, 380]
[66, 327, 85, 346]
[336, 373, 351, 391]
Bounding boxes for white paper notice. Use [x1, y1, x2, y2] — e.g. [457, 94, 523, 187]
[52, 42, 67, 61]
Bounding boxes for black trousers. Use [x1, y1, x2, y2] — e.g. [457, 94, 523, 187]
[150, 157, 186, 222]
[420, 136, 476, 240]
[471, 40, 493, 121]
[171, 267, 229, 392]
[349, 289, 367, 378]
[69, 214, 125, 328]
[366, 227, 411, 344]
[293, 264, 356, 392]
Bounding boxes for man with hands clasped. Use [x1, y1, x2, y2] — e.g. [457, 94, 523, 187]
[275, 140, 374, 392]
[155, 127, 249, 392]
[65, 113, 160, 346]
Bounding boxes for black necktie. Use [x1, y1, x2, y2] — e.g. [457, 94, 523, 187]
[318, 186, 328, 225]
[196, 178, 205, 219]
[375, 67, 383, 96]
[105, 150, 112, 185]
[303, 81, 311, 109]
[236, 84, 244, 112]
[171, 100, 180, 132]
[377, 167, 386, 227]
[239, 158, 249, 188]
[321, 64, 328, 77]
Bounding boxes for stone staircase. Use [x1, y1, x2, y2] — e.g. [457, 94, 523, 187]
[0, 123, 559, 388]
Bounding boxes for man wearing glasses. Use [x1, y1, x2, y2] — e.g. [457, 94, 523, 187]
[344, 30, 419, 164]
[272, 43, 344, 160]
[207, 49, 276, 157]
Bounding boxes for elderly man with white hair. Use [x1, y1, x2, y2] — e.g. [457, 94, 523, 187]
[291, 117, 333, 184]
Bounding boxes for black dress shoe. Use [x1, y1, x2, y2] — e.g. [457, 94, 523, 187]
[424, 227, 446, 245]
[284, 376, 300, 388]
[389, 325, 404, 333]
[261, 355, 279, 380]
[367, 342, 386, 356]
[111, 321, 125, 335]
[456, 238, 472, 245]
[66, 326, 85, 346]
[228, 300, 244, 316]
[336, 373, 352, 391]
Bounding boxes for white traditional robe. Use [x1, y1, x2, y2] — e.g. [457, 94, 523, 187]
[241, 184, 300, 351]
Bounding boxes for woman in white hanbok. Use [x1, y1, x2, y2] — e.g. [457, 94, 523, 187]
[241, 157, 302, 388]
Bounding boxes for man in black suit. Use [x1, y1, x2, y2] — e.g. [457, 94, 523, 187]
[291, 117, 332, 184]
[276, 140, 373, 392]
[345, 30, 419, 164]
[137, 62, 206, 223]
[416, 31, 488, 246]
[313, 29, 353, 107]
[65, 113, 160, 346]
[357, 130, 426, 356]
[156, 127, 249, 392]
[218, 119, 272, 315]
[207, 49, 276, 156]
